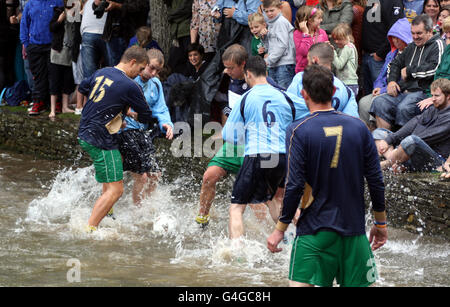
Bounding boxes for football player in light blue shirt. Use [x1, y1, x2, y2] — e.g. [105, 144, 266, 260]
[286, 42, 360, 119]
[118, 49, 173, 206]
[223, 55, 309, 239]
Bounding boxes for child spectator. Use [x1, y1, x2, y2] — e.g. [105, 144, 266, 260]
[262, 0, 296, 89]
[48, 1, 77, 118]
[248, 12, 268, 57]
[128, 26, 162, 52]
[293, 6, 328, 73]
[332, 23, 359, 96]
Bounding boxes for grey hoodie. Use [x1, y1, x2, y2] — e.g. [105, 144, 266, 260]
[263, 13, 296, 68]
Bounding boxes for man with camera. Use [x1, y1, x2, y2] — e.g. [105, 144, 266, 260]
[93, 0, 149, 67]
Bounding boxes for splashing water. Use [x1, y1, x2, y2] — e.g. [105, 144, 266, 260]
[1, 151, 449, 286]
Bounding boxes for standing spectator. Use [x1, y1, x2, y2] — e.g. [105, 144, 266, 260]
[331, 23, 359, 96]
[293, 5, 328, 73]
[370, 14, 445, 130]
[0, 0, 20, 91]
[361, 0, 404, 95]
[99, 0, 150, 67]
[404, 0, 424, 22]
[258, 0, 293, 22]
[48, 1, 79, 118]
[351, 0, 365, 65]
[166, 0, 193, 74]
[80, 0, 108, 80]
[190, 0, 221, 63]
[316, 0, 353, 42]
[423, 0, 442, 34]
[20, 0, 64, 115]
[248, 12, 268, 57]
[263, 0, 296, 89]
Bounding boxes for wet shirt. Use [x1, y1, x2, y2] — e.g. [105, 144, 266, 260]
[78, 67, 153, 150]
[280, 110, 385, 236]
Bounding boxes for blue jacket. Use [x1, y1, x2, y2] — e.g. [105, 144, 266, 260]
[373, 17, 413, 94]
[20, 0, 63, 47]
[123, 76, 173, 132]
[216, 0, 260, 26]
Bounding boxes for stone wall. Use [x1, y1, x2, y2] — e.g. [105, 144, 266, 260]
[1, 107, 449, 239]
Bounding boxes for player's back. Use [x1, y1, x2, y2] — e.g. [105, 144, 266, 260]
[286, 110, 380, 236]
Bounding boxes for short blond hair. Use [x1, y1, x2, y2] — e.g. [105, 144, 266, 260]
[262, 0, 281, 9]
[331, 23, 354, 43]
[248, 12, 266, 26]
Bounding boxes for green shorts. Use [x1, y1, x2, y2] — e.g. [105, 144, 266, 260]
[78, 138, 123, 183]
[207, 142, 244, 174]
[289, 231, 378, 287]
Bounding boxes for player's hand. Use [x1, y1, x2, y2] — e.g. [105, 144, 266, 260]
[369, 225, 387, 251]
[163, 124, 173, 140]
[267, 229, 284, 253]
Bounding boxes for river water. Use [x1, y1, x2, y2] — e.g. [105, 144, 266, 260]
[0, 150, 448, 287]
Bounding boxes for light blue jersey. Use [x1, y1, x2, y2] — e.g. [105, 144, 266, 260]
[123, 76, 173, 132]
[223, 83, 309, 155]
[286, 72, 360, 118]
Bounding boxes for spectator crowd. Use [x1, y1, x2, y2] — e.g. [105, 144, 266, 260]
[0, 0, 449, 175]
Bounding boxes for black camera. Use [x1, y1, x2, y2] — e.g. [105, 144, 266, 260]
[93, 0, 108, 19]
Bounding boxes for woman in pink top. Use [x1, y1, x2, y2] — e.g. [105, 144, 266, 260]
[293, 6, 328, 73]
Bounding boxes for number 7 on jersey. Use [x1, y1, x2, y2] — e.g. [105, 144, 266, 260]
[323, 126, 343, 168]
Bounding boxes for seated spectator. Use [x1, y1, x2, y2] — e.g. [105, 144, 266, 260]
[423, 0, 442, 34]
[361, 0, 404, 96]
[331, 23, 359, 96]
[404, 0, 425, 22]
[184, 43, 208, 80]
[293, 5, 328, 73]
[372, 78, 450, 173]
[190, 0, 221, 63]
[316, 0, 353, 43]
[128, 26, 162, 52]
[248, 12, 268, 58]
[370, 14, 445, 131]
[262, 0, 296, 89]
[358, 17, 412, 129]
[438, 5, 450, 37]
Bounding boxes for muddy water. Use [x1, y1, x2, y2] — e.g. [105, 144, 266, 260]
[0, 150, 448, 286]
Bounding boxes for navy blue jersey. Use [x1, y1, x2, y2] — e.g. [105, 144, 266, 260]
[78, 67, 154, 150]
[280, 110, 385, 236]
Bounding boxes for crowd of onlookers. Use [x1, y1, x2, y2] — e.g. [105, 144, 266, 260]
[0, 0, 449, 174]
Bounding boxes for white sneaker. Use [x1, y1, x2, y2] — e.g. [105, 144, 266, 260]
[74, 108, 82, 115]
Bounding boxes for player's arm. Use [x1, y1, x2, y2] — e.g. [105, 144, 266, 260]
[222, 99, 245, 145]
[126, 84, 154, 124]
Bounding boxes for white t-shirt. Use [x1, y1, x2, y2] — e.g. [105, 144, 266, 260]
[80, 0, 107, 35]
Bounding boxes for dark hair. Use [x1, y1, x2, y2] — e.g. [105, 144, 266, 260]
[302, 64, 334, 104]
[244, 55, 267, 77]
[412, 14, 434, 32]
[187, 43, 205, 56]
[307, 42, 334, 66]
[120, 45, 149, 64]
[423, 0, 441, 14]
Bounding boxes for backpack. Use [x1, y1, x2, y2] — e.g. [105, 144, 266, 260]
[0, 80, 31, 107]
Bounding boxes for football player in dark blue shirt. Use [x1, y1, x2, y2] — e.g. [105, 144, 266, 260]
[77, 46, 154, 231]
[267, 65, 387, 287]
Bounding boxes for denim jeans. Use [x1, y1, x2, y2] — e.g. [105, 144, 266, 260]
[372, 128, 445, 171]
[105, 36, 127, 67]
[370, 91, 427, 127]
[81, 32, 108, 79]
[362, 53, 385, 95]
[268, 64, 295, 90]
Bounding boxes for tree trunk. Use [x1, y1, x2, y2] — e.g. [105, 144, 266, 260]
[149, 0, 171, 59]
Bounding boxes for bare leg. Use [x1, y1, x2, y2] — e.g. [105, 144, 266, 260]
[229, 203, 246, 239]
[62, 93, 74, 113]
[198, 166, 227, 216]
[248, 203, 269, 222]
[289, 280, 314, 287]
[88, 181, 124, 227]
[49, 94, 57, 118]
[266, 187, 284, 223]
